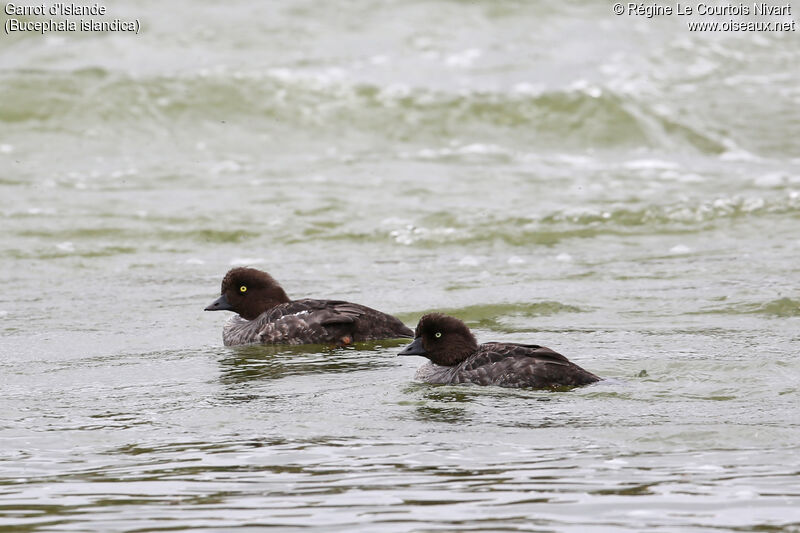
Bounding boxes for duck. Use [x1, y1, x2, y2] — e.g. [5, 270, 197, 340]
[398, 313, 600, 389]
[205, 267, 413, 346]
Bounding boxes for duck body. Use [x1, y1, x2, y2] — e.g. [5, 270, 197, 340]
[400, 313, 600, 390]
[412, 342, 600, 388]
[222, 298, 413, 346]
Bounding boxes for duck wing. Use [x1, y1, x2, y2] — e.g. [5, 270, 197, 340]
[279, 299, 413, 338]
[259, 299, 359, 323]
[251, 299, 356, 344]
[464, 342, 571, 368]
[311, 301, 366, 326]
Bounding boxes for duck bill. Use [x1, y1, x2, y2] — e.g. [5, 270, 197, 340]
[398, 337, 427, 356]
[204, 293, 234, 312]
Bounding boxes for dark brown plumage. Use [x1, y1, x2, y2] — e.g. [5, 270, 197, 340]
[205, 267, 413, 346]
[399, 313, 601, 389]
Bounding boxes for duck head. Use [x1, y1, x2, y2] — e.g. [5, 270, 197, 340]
[204, 267, 290, 320]
[398, 313, 478, 366]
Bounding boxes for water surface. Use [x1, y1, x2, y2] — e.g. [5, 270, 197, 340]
[1, 1, 799, 531]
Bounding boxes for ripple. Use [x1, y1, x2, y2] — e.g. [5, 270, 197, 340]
[697, 297, 800, 318]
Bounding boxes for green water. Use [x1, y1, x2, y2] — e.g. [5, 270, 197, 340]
[1, 1, 799, 531]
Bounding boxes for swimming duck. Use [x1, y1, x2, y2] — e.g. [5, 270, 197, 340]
[205, 267, 413, 346]
[399, 313, 600, 389]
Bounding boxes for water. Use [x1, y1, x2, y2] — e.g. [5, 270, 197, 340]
[2, 1, 800, 531]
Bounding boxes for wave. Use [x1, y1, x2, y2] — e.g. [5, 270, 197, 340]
[380, 193, 800, 246]
[0, 68, 727, 152]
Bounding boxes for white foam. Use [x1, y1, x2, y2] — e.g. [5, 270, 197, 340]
[211, 160, 243, 175]
[458, 255, 482, 267]
[720, 149, 760, 162]
[754, 172, 788, 187]
[458, 143, 509, 156]
[695, 464, 724, 472]
[624, 159, 679, 170]
[512, 82, 544, 95]
[445, 48, 481, 68]
[670, 244, 691, 254]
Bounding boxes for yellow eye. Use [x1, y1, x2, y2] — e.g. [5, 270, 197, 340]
[239, 285, 247, 293]
[435, 332, 442, 338]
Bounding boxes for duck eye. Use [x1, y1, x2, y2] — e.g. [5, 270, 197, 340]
[239, 285, 247, 293]
[435, 332, 442, 338]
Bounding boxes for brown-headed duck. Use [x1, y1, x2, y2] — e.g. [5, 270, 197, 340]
[399, 313, 600, 389]
[205, 267, 413, 346]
